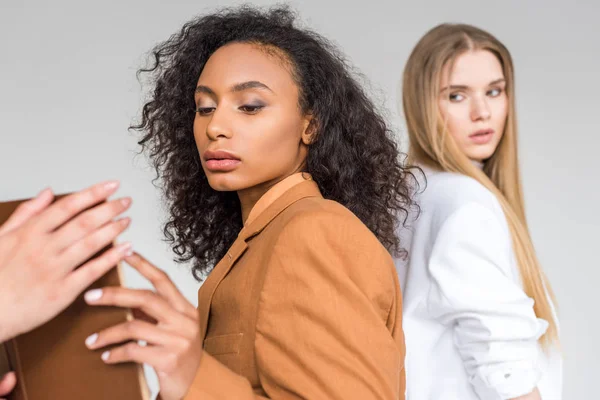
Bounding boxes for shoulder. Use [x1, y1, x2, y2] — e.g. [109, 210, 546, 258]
[277, 196, 385, 250]
[421, 170, 503, 222]
[410, 170, 511, 246]
[269, 196, 397, 302]
[423, 170, 499, 210]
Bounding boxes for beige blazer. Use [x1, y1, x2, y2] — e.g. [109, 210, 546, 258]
[184, 180, 406, 399]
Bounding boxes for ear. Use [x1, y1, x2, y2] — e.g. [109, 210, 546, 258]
[301, 114, 315, 145]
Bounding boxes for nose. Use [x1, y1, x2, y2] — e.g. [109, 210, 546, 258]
[470, 95, 491, 121]
[205, 107, 233, 141]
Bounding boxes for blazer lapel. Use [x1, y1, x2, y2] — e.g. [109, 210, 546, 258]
[196, 180, 322, 341]
[197, 238, 248, 340]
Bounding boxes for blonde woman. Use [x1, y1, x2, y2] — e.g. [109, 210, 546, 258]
[396, 24, 562, 400]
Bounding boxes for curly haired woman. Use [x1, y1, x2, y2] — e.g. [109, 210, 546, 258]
[83, 6, 417, 399]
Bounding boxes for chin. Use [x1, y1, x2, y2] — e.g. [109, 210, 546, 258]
[205, 174, 245, 192]
[467, 145, 497, 163]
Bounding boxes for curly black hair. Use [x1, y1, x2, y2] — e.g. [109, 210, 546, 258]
[132, 5, 418, 281]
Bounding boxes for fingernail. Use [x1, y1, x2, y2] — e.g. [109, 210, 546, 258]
[35, 188, 52, 200]
[117, 242, 133, 256]
[120, 197, 132, 207]
[84, 289, 103, 303]
[85, 333, 98, 347]
[101, 351, 110, 362]
[118, 217, 131, 228]
[104, 181, 119, 192]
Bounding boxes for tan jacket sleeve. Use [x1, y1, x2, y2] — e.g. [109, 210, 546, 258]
[184, 208, 405, 399]
[183, 351, 269, 400]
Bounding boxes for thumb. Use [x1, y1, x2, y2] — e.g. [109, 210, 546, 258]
[0, 372, 16, 397]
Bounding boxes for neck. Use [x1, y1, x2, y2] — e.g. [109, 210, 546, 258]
[470, 159, 485, 170]
[237, 167, 305, 224]
[238, 183, 276, 224]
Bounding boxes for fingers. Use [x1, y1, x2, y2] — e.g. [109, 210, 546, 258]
[58, 217, 131, 273]
[64, 242, 133, 296]
[52, 197, 132, 251]
[85, 319, 177, 350]
[34, 181, 120, 232]
[97, 342, 168, 370]
[84, 287, 182, 326]
[0, 188, 54, 235]
[0, 372, 16, 397]
[125, 253, 197, 320]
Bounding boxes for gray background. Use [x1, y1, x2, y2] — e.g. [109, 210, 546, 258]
[1, 0, 597, 398]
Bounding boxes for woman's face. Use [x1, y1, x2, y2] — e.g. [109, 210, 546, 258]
[438, 50, 508, 163]
[193, 42, 311, 194]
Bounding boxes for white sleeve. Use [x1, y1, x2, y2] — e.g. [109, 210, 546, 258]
[426, 202, 548, 399]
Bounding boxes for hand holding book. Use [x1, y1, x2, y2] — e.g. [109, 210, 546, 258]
[0, 181, 132, 342]
[0, 180, 133, 399]
[84, 252, 202, 400]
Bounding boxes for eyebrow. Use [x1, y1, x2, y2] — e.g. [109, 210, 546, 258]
[195, 80, 273, 95]
[440, 78, 506, 92]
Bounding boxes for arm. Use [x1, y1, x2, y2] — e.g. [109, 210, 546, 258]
[427, 202, 547, 399]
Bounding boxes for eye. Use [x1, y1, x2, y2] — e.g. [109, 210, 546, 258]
[239, 104, 264, 114]
[195, 107, 215, 116]
[488, 88, 503, 97]
[449, 92, 465, 102]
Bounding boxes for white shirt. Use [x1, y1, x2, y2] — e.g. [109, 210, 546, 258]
[395, 167, 562, 400]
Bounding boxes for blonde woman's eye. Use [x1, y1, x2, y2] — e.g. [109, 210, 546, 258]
[449, 93, 464, 102]
[488, 88, 502, 97]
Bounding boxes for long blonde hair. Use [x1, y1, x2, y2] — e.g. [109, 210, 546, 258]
[402, 23, 558, 348]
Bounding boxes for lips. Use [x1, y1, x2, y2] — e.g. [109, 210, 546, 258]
[203, 150, 241, 172]
[469, 129, 494, 145]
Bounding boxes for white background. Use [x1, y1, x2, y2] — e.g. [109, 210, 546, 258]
[1, 1, 597, 397]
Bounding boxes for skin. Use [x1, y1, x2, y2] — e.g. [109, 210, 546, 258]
[0, 181, 132, 399]
[438, 50, 508, 163]
[439, 50, 541, 400]
[84, 42, 314, 400]
[195, 42, 313, 222]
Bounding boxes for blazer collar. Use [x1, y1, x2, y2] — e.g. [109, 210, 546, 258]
[238, 179, 321, 241]
[197, 179, 322, 340]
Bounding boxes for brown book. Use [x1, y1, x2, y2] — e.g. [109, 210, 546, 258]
[0, 196, 150, 400]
